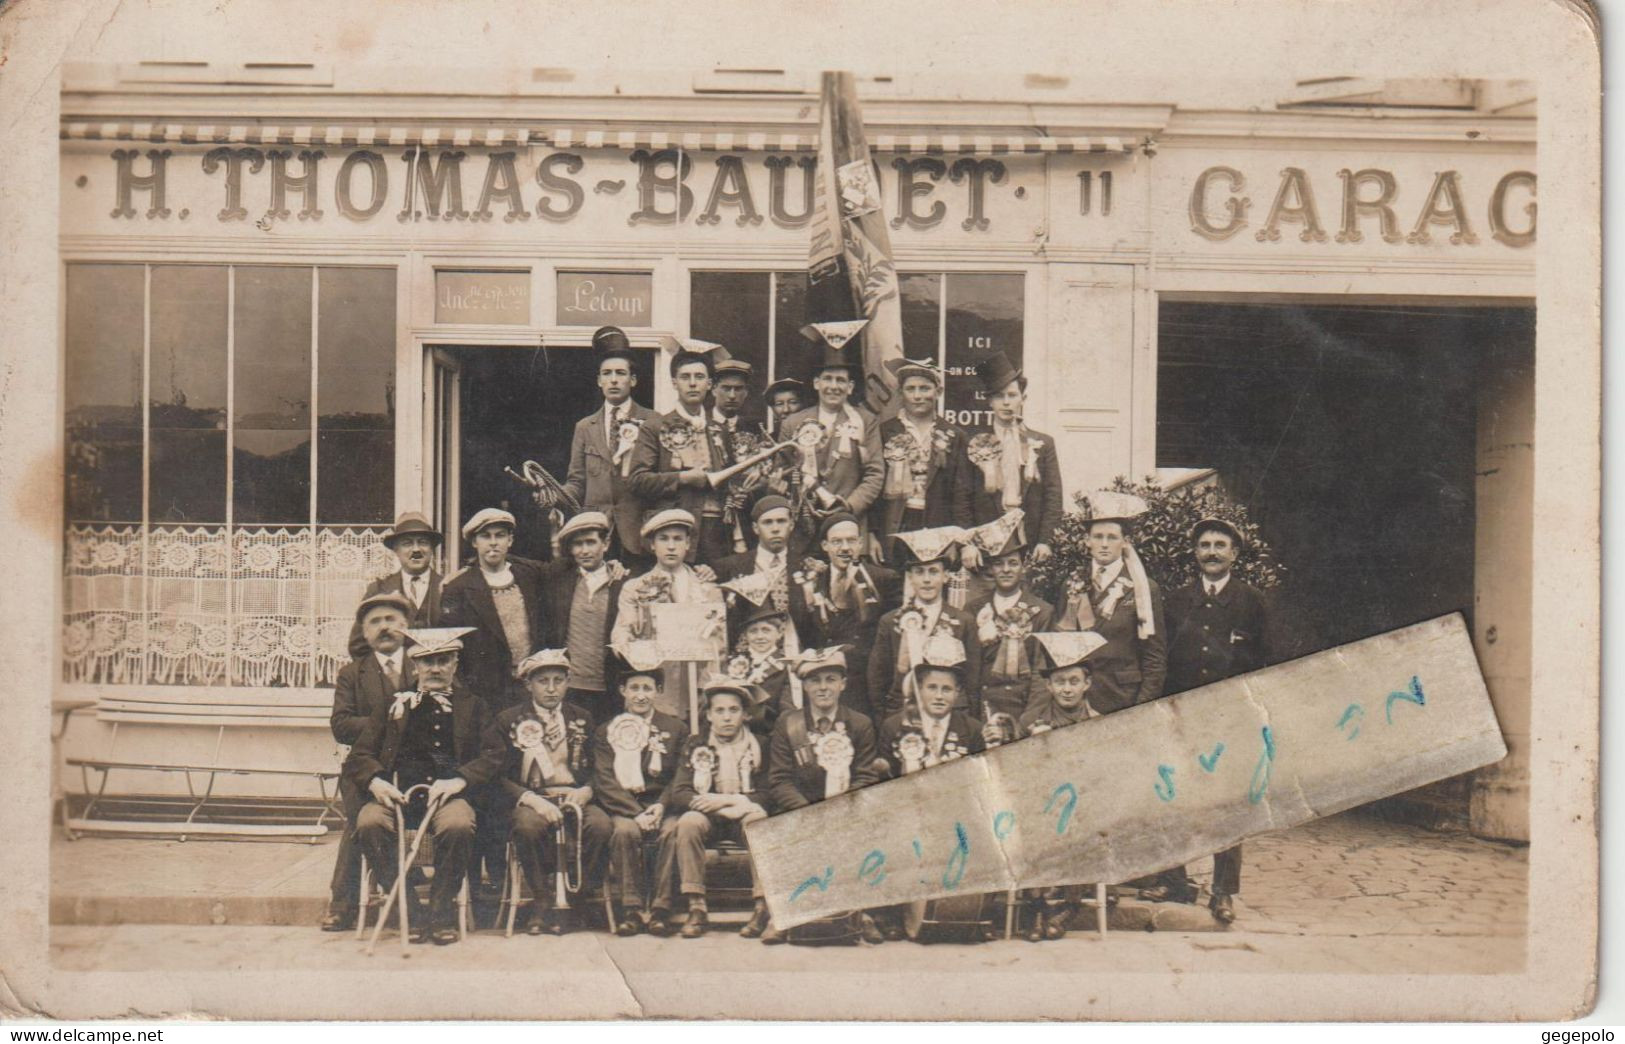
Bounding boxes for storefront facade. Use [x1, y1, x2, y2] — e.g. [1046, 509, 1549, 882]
[56, 65, 1534, 839]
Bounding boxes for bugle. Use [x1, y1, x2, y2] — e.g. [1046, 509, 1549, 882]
[553, 798, 585, 911]
[705, 440, 796, 487]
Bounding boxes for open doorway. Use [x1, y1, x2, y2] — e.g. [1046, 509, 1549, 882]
[431, 342, 657, 563]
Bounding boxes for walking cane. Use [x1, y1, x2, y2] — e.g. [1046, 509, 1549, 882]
[366, 784, 446, 957]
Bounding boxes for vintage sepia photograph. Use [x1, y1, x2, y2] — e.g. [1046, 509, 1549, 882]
[0, 0, 1600, 1025]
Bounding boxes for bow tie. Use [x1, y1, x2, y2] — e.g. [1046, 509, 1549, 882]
[390, 689, 453, 720]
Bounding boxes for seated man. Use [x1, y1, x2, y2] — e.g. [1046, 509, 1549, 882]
[654, 679, 772, 939]
[875, 635, 990, 779]
[867, 529, 983, 721]
[763, 646, 884, 945]
[484, 649, 611, 935]
[592, 651, 691, 936]
[343, 627, 500, 946]
[966, 518, 1054, 724]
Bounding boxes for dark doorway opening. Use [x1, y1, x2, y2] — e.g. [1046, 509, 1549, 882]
[446, 343, 657, 563]
[1156, 301, 1534, 663]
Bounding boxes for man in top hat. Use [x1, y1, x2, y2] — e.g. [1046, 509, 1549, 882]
[653, 678, 772, 939]
[482, 649, 611, 935]
[763, 377, 809, 439]
[1061, 490, 1167, 715]
[872, 357, 972, 555]
[1151, 516, 1271, 923]
[777, 348, 884, 537]
[591, 648, 691, 936]
[347, 512, 445, 659]
[961, 351, 1064, 571]
[610, 509, 726, 724]
[763, 646, 886, 944]
[343, 627, 502, 945]
[786, 512, 900, 719]
[628, 342, 737, 565]
[867, 529, 984, 721]
[966, 513, 1055, 725]
[564, 326, 658, 562]
[438, 508, 550, 713]
[323, 591, 415, 931]
[541, 511, 626, 728]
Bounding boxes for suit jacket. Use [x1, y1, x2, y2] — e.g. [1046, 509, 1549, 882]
[875, 709, 987, 780]
[590, 710, 690, 818]
[1073, 571, 1167, 714]
[564, 400, 658, 555]
[330, 652, 412, 747]
[482, 700, 597, 812]
[1163, 577, 1269, 695]
[966, 588, 1055, 718]
[627, 407, 735, 551]
[871, 416, 973, 545]
[437, 558, 551, 710]
[779, 405, 885, 518]
[866, 602, 985, 720]
[665, 733, 769, 815]
[340, 681, 501, 796]
[539, 559, 623, 689]
[964, 424, 1065, 549]
[712, 546, 796, 645]
[785, 558, 899, 718]
[765, 703, 880, 813]
[346, 569, 444, 659]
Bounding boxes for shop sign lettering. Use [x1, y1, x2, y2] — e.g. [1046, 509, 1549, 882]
[556, 271, 653, 326]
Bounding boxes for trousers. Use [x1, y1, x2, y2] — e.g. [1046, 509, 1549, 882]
[355, 796, 476, 929]
[651, 809, 763, 911]
[508, 801, 612, 908]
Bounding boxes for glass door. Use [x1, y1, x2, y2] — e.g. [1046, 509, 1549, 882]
[424, 347, 462, 558]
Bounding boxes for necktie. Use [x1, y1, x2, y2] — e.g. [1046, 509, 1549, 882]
[816, 717, 832, 735]
[407, 575, 423, 610]
[607, 405, 619, 449]
[384, 657, 402, 692]
[832, 568, 854, 611]
[1206, 581, 1217, 598]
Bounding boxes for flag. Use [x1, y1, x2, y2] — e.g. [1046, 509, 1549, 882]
[807, 71, 905, 415]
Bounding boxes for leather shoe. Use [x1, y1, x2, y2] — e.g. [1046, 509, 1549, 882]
[646, 910, 675, 937]
[1210, 894, 1236, 924]
[614, 916, 642, 937]
[680, 907, 708, 939]
[859, 913, 886, 945]
[1045, 906, 1072, 940]
[1022, 909, 1046, 943]
[740, 901, 770, 938]
[320, 907, 357, 932]
[431, 925, 459, 946]
[526, 915, 545, 936]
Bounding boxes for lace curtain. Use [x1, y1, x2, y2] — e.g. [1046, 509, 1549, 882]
[63, 522, 394, 689]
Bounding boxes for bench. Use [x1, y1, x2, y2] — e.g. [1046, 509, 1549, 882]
[61, 694, 344, 843]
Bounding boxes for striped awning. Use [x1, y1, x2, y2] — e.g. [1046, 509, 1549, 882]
[61, 121, 1141, 154]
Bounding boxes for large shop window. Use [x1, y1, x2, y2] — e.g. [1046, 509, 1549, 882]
[63, 263, 398, 692]
[689, 271, 1023, 427]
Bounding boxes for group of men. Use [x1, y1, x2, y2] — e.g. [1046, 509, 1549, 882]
[320, 325, 1271, 946]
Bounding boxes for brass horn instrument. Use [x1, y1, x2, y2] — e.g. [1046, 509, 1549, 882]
[554, 798, 585, 911]
[504, 460, 581, 559]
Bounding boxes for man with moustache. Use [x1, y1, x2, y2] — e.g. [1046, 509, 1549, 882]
[564, 326, 657, 563]
[347, 513, 445, 659]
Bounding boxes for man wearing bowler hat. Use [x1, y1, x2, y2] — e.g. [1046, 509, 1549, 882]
[347, 512, 445, 659]
[564, 326, 657, 564]
[961, 351, 1064, 573]
[322, 590, 415, 931]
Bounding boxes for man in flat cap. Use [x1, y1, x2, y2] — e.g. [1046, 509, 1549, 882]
[483, 649, 610, 935]
[628, 343, 736, 566]
[564, 327, 658, 565]
[867, 529, 984, 721]
[786, 512, 899, 719]
[438, 508, 550, 714]
[778, 346, 884, 541]
[961, 351, 1063, 572]
[322, 591, 415, 931]
[1150, 516, 1271, 923]
[541, 511, 626, 727]
[344, 627, 502, 945]
[347, 512, 446, 659]
[873, 357, 972, 556]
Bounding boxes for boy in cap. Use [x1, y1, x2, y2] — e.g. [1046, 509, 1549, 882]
[564, 326, 658, 563]
[343, 627, 502, 945]
[777, 348, 884, 535]
[1060, 490, 1168, 714]
[763, 646, 885, 945]
[610, 509, 727, 724]
[323, 591, 415, 931]
[873, 356, 971, 554]
[961, 351, 1063, 571]
[875, 634, 989, 779]
[541, 511, 626, 727]
[1152, 516, 1271, 923]
[867, 529, 984, 721]
[438, 508, 549, 713]
[653, 679, 772, 939]
[484, 649, 611, 935]
[347, 512, 446, 658]
[965, 512, 1054, 726]
[591, 650, 691, 936]
[786, 512, 899, 718]
[627, 345, 736, 565]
